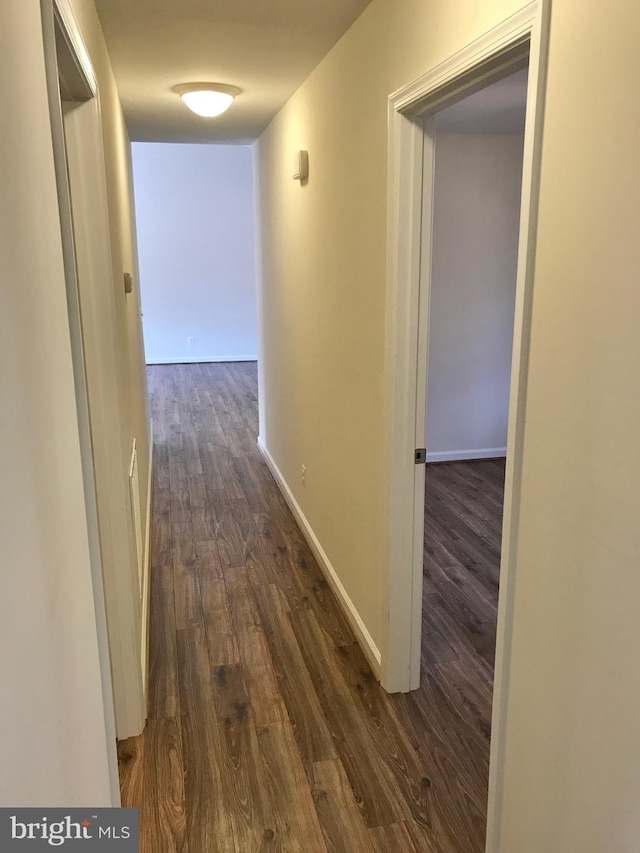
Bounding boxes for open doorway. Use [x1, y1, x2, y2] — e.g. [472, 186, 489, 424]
[383, 3, 551, 845]
[421, 67, 528, 735]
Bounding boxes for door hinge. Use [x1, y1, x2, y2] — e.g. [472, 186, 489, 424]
[415, 448, 426, 464]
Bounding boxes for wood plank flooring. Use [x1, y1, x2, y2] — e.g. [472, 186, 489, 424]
[118, 362, 504, 852]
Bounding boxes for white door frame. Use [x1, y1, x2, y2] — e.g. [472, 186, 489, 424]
[382, 1, 550, 823]
[383, 3, 552, 839]
[42, 0, 147, 757]
[41, 0, 119, 802]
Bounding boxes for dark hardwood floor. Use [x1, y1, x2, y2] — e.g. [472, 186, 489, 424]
[117, 362, 505, 852]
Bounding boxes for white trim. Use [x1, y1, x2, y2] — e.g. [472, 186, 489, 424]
[382, 5, 537, 695]
[53, 0, 97, 97]
[145, 355, 257, 365]
[43, 0, 121, 803]
[390, 4, 536, 115]
[384, 0, 542, 693]
[486, 3, 552, 850]
[426, 448, 507, 463]
[258, 437, 382, 678]
[140, 422, 153, 708]
[61, 94, 145, 744]
[383, 1, 551, 848]
[252, 143, 268, 446]
[50, 0, 150, 749]
[382, 0, 548, 724]
[382, 78, 426, 693]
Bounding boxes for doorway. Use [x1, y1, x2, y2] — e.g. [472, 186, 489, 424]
[382, 1, 551, 845]
[420, 65, 528, 787]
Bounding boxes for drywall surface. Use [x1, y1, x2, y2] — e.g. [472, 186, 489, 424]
[0, 0, 114, 805]
[70, 0, 151, 526]
[132, 143, 258, 363]
[65, 0, 151, 739]
[256, 0, 526, 671]
[426, 133, 523, 460]
[257, 0, 640, 849]
[494, 0, 640, 850]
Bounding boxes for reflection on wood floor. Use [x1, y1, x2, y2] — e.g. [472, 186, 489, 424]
[117, 362, 504, 852]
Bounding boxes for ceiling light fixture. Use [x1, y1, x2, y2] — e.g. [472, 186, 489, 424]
[173, 83, 241, 118]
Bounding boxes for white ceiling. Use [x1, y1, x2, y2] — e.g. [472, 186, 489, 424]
[436, 69, 529, 135]
[94, 0, 373, 144]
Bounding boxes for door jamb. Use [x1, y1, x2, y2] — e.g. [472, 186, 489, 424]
[41, 0, 148, 798]
[41, 0, 120, 803]
[382, 1, 551, 844]
[49, 0, 148, 741]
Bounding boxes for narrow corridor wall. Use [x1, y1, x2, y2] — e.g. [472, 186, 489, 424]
[256, 0, 640, 849]
[0, 0, 117, 805]
[70, 0, 151, 529]
[256, 0, 527, 674]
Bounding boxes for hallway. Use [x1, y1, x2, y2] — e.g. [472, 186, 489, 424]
[117, 363, 499, 852]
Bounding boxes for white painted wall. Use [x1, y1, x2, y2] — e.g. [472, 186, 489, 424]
[69, 0, 152, 560]
[426, 132, 524, 461]
[0, 0, 115, 805]
[132, 143, 258, 364]
[68, 0, 153, 740]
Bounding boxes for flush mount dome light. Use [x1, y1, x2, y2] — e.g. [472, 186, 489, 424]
[173, 83, 241, 117]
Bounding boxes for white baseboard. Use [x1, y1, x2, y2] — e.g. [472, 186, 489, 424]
[426, 447, 507, 463]
[140, 420, 153, 710]
[257, 437, 382, 678]
[145, 355, 257, 365]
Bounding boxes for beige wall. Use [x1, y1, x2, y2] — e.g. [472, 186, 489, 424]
[0, 0, 116, 805]
[256, 0, 525, 661]
[66, 0, 151, 739]
[497, 0, 640, 849]
[70, 0, 150, 515]
[0, 0, 150, 801]
[257, 0, 640, 849]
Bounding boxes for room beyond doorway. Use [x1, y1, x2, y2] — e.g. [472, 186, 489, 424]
[422, 458, 504, 722]
[420, 62, 528, 849]
[423, 459, 505, 673]
[382, 2, 547, 709]
[425, 70, 527, 465]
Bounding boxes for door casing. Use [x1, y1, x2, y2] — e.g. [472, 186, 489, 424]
[381, 2, 551, 848]
[42, 0, 147, 771]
